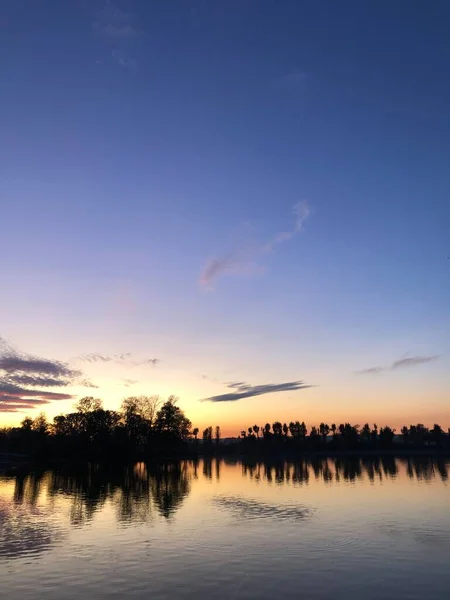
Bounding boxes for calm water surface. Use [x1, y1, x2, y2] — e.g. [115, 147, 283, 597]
[1, 457, 449, 599]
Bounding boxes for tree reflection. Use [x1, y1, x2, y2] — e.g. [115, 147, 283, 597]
[149, 462, 191, 520]
[1, 460, 193, 541]
[0, 472, 64, 560]
[1, 455, 448, 563]
[239, 456, 449, 485]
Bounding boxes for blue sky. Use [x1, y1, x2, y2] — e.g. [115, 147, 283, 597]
[1, 1, 449, 432]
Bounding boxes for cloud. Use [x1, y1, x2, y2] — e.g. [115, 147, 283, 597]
[80, 353, 120, 363]
[77, 353, 160, 367]
[0, 379, 73, 414]
[93, 1, 140, 68]
[355, 366, 385, 375]
[356, 354, 440, 375]
[200, 201, 310, 286]
[78, 379, 99, 389]
[225, 381, 250, 390]
[122, 378, 138, 387]
[2, 374, 73, 388]
[391, 356, 439, 370]
[0, 356, 79, 378]
[0, 339, 90, 413]
[201, 380, 312, 403]
[264, 201, 310, 251]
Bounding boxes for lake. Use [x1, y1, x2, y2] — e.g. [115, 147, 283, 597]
[1, 457, 449, 599]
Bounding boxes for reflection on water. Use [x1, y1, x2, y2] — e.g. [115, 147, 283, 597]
[1, 457, 449, 600]
[241, 455, 449, 484]
[213, 495, 313, 522]
[2, 461, 191, 536]
[0, 499, 63, 559]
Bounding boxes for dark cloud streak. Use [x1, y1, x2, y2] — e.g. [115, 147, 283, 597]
[391, 355, 439, 370]
[201, 381, 312, 403]
[0, 338, 90, 413]
[357, 355, 440, 375]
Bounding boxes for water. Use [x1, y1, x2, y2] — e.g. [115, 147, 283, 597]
[1, 457, 449, 599]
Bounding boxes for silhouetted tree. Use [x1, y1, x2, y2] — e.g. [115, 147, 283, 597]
[309, 426, 320, 448]
[192, 427, 199, 440]
[215, 426, 221, 445]
[338, 423, 359, 449]
[300, 422, 307, 440]
[203, 426, 213, 443]
[122, 395, 161, 428]
[272, 422, 283, 437]
[401, 425, 409, 444]
[75, 396, 103, 413]
[361, 423, 371, 443]
[379, 426, 395, 447]
[253, 425, 260, 438]
[32, 413, 49, 435]
[431, 424, 444, 447]
[21, 417, 33, 431]
[289, 421, 302, 438]
[370, 424, 378, 444]
[319, 423, 330, 444]
[154, 398, 191, 440]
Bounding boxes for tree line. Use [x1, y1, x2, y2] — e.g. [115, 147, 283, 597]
[239, 421, 450, 451]
[0, 395, 196, 460]
[1, 396, 449, 460]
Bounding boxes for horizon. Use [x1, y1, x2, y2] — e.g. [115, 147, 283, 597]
[1, 1, 449, 436]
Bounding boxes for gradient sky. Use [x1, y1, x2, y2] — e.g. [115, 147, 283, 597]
[1, 0, 449, 435]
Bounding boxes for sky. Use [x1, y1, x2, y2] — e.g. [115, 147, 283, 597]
[1, 0, 449, 435]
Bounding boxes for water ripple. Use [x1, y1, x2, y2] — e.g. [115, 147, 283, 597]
[213, 495, 314, 523]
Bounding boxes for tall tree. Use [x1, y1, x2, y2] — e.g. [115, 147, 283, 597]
[272, 422, 283, 437]
[32, 413, 49, 435]
[203, 426, 213, 442]
[361, 423, 371, 442]
[154, 399, 191, 440]
[75, 397, 103, 413]
[319, 423, 330, 444]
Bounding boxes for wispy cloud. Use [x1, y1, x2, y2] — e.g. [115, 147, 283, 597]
[263, 201, 310, 252]
[356, 354, 440, 375]
[79, 352, 129, 364]
[391, 356, 439, 369]
[93, 1, 140, 69]
[122, 378, 138, 387]
[0, 338, 92, 413]
[356, 366, 385, 375]
[77, 353, 160, 367]
[201, 380, 312, 403]
[0, 381, 74, 413]
[200, 201, 310, 287]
